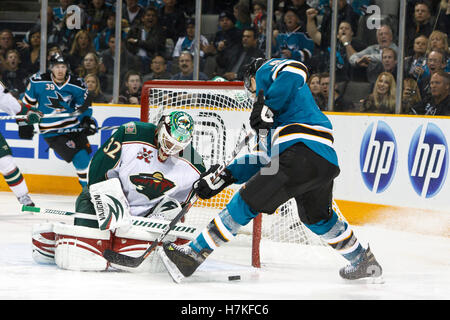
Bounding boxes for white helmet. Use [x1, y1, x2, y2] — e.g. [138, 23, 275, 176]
[157, 111, 194, 160]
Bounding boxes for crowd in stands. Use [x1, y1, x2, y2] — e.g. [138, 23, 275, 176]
[0, 0, 448, 114]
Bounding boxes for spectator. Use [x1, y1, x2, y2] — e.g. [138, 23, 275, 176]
[348, 24, 398, 82]
[256, 13, 267, 52]
[404, 34, 428, 80]
[100, 35, 141, 93]
[308, 73, 326, 110]
[369, 47, 398, 85]
[84, 73, 108, 103]
[319, 72, 355, 111]
[402, 77, 422, 114]
[77, 52, 108, 92]
[203, 11, 242, 78]
[234, 2, 252, 30]
[305, 0, 359, 50]
[52, 0, 75, 25]
[118, 70, 142, 104]
[94, 12, 116, 52]
[66, 30, 96, 72]
[158, 0, 187, 44]
[427, 30, 450, 72]
[126, 7, 166, 72]
[18, 26, 41, 77]
[411, 70, 450, 115]
[361, 72, 396, 114]
[273, 7, 314, 63]
[142, 54, 172, 81]
[405, 1, 434, 56]
[86, 0, 113, 36]
[122, 0, 145, 28]
[172, 18, 209, 63]
[309, 20, 366, 82]
[252, 1, 266, 29]
[170, 51, 209, 80]
[418, 49, 447, 99]
[288, 0, 313, 33]
[0, 30, 16, 73]
[1, 49, 28, 98]
[222, 27, 265, 81]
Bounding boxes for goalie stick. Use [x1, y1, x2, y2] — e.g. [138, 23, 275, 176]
[102, 130, 256, 268]
[36, 125, 120, 135]
[21, 205, 199, 240]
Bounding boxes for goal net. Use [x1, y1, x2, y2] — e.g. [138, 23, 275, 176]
[140, 80, 327, 267]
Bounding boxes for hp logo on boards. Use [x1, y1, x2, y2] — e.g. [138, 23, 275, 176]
[408, 123, 448, 198]
[360, 121, 397, 193]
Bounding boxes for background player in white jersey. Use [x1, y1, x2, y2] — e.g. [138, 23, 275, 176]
[0, 81, 39, 206]
[159, 58, 383, 282]
[31, 111, 206, 272]
[20, 53, 97, 187]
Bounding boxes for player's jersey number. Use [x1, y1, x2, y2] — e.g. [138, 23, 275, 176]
[103, 138, 121, 159]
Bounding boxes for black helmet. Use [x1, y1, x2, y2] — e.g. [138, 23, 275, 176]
[49, 52, 67, 68]
[243, 57, 266, 94]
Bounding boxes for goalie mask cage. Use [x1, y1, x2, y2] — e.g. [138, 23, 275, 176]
[140, 80, 327, 268]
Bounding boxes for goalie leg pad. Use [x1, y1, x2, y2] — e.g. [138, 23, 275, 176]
[32, 223, 56, 265]
[111, 226, 189, 273]
[54, 223, 112, 271]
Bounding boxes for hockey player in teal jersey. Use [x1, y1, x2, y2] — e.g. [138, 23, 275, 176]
[20, 53, 97, 187]
[159, 58, 383, 282]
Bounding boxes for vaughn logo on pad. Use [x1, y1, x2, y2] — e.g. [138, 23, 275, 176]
[89, 178, 132, 230]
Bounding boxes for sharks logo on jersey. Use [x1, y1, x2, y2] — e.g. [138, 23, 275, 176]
[130, 172, 175, 200]
[46, 91, 70, 111]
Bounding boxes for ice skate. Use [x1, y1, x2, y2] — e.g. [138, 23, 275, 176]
[158, 242, 210, 283]
[339, 245, 383, 282]
[18, 194, 35, 207]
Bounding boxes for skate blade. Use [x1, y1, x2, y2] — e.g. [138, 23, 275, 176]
[342, 275, 385, 284]
[157, 247, 185, 284]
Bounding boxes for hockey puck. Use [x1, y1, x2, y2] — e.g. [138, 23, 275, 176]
[228, 275, 241, 281]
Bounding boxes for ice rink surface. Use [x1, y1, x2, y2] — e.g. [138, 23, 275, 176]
[0, 192, 448, 301]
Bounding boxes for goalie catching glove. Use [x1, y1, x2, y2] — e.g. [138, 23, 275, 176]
[250, 90, 274, 132]
[193, 164, 236, 199]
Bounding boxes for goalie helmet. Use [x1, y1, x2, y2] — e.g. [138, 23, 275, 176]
[157, 111, 194, 159]
[243, 57, 266, 95]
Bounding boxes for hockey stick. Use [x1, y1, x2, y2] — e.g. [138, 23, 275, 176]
[102, 130, 256, 268]
[0, 110, 82, 121]
[20, 205, 199, 240]
[36, 125, 119, 135]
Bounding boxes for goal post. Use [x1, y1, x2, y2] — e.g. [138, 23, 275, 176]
[140, 80, 326, 268]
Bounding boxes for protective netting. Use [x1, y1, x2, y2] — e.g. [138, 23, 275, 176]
[141, 81, 327, 265]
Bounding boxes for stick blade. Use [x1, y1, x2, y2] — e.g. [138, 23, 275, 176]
[103, 249, 144, 268]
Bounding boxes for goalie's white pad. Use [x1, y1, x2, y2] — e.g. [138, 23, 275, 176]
[89, 178, 132, 230]
[53, 223, 112, 271]
[32, 223, 56, 265]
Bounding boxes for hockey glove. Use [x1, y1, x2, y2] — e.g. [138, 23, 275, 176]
[80, 116, 98, 136]
[18, 104, 43, 125]
[17, 121, 34, 140]
[193, 164, 236, 199]
[250, 90, 274, 133]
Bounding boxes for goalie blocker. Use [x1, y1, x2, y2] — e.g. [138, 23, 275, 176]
[31, 179, 189, 272]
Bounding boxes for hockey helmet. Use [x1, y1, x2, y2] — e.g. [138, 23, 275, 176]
[49, 52, 67, 68]
[243, 57, 266, 94]
[157, 111, 194, 158]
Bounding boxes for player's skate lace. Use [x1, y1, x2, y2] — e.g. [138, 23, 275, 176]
[18, 194, 35, 207]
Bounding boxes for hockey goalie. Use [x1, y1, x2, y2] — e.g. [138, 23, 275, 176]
[31, 111, 206, 272]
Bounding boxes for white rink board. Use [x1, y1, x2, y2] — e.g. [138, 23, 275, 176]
[330, 114, 450, 213]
